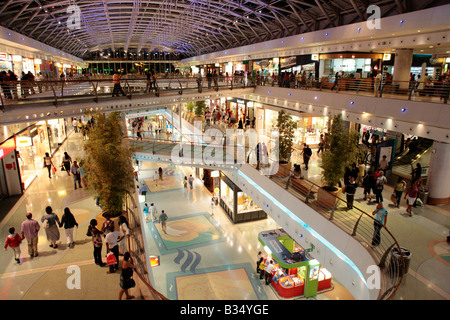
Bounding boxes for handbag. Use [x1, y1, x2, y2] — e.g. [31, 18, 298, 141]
[106, 252, 117, 265]
[42, 219, 49, 229]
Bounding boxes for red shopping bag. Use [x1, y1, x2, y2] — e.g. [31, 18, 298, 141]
[106, 252, 117, 265]
[52, 166, 57, 174]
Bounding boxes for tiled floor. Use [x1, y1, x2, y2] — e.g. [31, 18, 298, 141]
[0, 127, 448, 300]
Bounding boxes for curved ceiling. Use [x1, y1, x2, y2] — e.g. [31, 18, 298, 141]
[0, 0, 447, 59]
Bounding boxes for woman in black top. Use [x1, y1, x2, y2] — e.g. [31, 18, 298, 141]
[87, 219, 106, 267]
[119, 252, 135, 300]
[59, 207, 78, 248]
[62, 152, 72, 176]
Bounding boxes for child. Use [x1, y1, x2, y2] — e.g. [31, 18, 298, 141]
[4, 227, 23, 264]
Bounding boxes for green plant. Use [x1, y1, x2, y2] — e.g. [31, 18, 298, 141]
[276, 110, 297, 163]
[186, 102, 195, 113]
[194, 100, 207, 117]
[320, 114, 360, 189]
[83, 112, 135, 217]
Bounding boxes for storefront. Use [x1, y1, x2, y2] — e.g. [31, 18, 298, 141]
[292, 115, 328, 148]
[0, 138, 23, 198]
[0, 52, 13, 73]
[383, 54, 444, 80]
[258, 229, 333, 299]
[280, 55, 319, 78]
[226, 98, 252, 122]
[319, 52, 382, 79]
[47, 119, 68, 153]
[219, 172, 266, 223]
[252, 58, 279, 78]
[263, 108, 328, 148]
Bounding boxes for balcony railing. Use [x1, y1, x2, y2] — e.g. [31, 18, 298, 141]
[0, 75, 254, 111]
[258, 75, 450, 104]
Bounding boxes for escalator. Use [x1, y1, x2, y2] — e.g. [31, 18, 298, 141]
[393, 138, 433, 166]
[392, 138, 433, 181]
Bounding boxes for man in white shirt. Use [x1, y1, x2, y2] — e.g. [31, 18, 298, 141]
[379, 155, 389, 171]
[188, 175, 194, 190]
[374, 71, 383, 97]
[264, 260, 275, 285]
[105, 224, 125, 274]
[149, 203, 158, 222]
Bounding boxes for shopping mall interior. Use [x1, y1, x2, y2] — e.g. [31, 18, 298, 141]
[0, 0, 448, 308]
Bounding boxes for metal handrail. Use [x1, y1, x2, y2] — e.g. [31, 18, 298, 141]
[0, 76, 255, 109]
[265, 165, 405, 300]
[125, 190, 168, 300]
[260, 77, 450, 104]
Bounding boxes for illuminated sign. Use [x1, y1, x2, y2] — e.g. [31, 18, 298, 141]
[16, 136, 32, 147]
[0, 139, 16, 160]
[311, 54, 319, 61]
[0, 53, 7, 60]
[150, 255, 160, 267]
[383, 53, 392, 61]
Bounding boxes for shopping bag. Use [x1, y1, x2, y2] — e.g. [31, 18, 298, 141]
[52, 166, 57, 174]
[390, 194, 397, 206]
[106, 252, 117, 265]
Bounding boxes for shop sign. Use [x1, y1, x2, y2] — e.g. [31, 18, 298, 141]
[16, 136, 32, 147]
[150, 255, 160, 267]
[383, 53, 391, 61]
[258, 60, 270, 68]
[0, 138, 16, 160]
[0, 53, 7, 60]
[311, 54, 319, 61]
[280, 56, 297, 68]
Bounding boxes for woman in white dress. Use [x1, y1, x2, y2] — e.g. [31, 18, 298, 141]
[118, 216, 131, 255]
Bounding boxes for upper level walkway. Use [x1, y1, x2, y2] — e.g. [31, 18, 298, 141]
[0, 76, 254, 125]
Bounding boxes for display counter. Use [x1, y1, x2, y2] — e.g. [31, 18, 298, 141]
[258, 229, 332, 299]
[271, 268, 305, 298]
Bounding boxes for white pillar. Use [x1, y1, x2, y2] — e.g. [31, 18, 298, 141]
[392, 48, 413, 90]
[427, 142, 450, 205]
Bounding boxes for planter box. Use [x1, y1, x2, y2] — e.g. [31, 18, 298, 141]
[317, 187, 342, 209]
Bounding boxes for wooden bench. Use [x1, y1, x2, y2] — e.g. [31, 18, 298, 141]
[290, 177, 319, 198]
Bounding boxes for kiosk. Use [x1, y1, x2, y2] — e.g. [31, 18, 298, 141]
[258, 229, 332, 299]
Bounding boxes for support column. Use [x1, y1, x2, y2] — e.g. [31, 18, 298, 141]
[427, 141, 450, 205]
[392, 48, 413, 90]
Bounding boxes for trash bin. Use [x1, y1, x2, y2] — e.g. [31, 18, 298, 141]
[391, 247, 412, 275]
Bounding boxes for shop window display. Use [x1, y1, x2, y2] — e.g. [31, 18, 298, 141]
[237, 191, 261, 214]
[219, 173, 266, 223]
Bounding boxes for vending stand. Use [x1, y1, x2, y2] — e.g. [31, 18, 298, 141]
[258, 229, 332, 299]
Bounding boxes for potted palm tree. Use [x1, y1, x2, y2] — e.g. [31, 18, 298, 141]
[83, 112, 136, 219]
[275, 110, 297, 177]
[185, 101, 195, 122]
[318, 114, 360, 208]
[194, 100, 207, 123]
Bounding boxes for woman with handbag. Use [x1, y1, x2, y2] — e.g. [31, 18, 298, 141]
[119, 252, 135, 300]
[62, 152, 72, 176]
[41, 206, 61, 249]
[43, 152, 54, 179]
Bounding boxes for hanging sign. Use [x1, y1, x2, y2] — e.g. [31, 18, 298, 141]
[0, 139, 16, 160]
